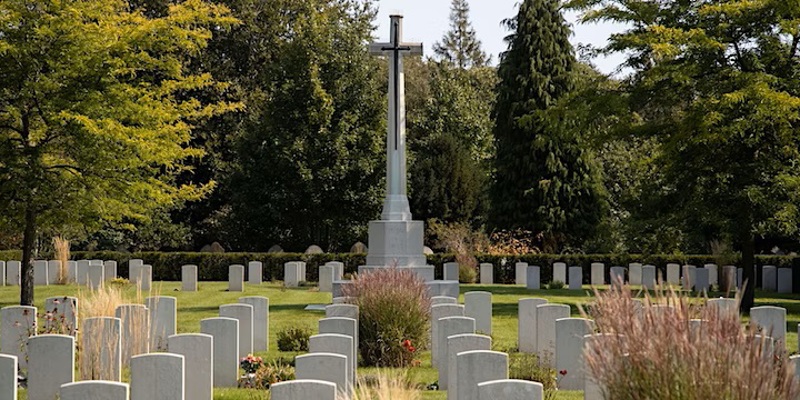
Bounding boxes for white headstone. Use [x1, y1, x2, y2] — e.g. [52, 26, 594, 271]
[695, 267, 710, 292]
[762, 265, 777, 291]
[437, 316, 476, 390]
[568, 266, 582, 290]
[75, 259, 89, 285]
[44, 296, 78, 336]
[536, 304, 570, 362]
[590, 262, 604, 285]
[444, 262, 459, 281]
[168, 333, 213, 400]
[609, 266, 625, 289]
[432, 296, 458, 306]
[239, 296, 269, 352]
[750, 306, 786, 348]
[706, 298, 739, 322]
[247, 261, 262, 285]
[295, 353, 349, 395]
[81, 317, 122, 381]
[431, 303, 465, 367]
[0, 261, 5, 286]
[555, 318, 594, 390]
[139, 265, 152, 291]
[666, 263, 680, 285]
[270, 379, 337, 400]
[778, 268, 792, 293]
[515, 262, 528, 286]
[720, 265, 737, 292]
[0, 354, 16, 400]
[60, 381, 128, 400]
[285, 262, 301, 288]
[28, 334, 75, 400]
[88, 264, 105, 289]
[553, 262, 567, 284]
[629, 262, 642, 285]
[228, 265, 244, 292]
[66, 261, 76, 284]
[518, 298, 548, 353]
[309, 334, 354, 388]
[129, 259, 144, 284]
[479, 263, 493, 284]
[318, 317, 357, 385]
[325, 261, 344, 281]
[526, 266, 541, 290]
[34, 260, 49, 286]
[683, 265, 696, 289]
[298, 261, 307, 283]
[103, 260, 117, 281]
[704, 263, 718, 286]
[181, 265, 197, 292]
[456, 350, 508, 400]
[130, 353, 184, 400]
[0, 305, 36, 369]
[146, 296, 177, 351]
[114, 304, 149, 365]
[642, 265, 656, 289]
[219, 303, 253, 358]
[200, 317, 239, 388]
[319, 265, 334, 293]
[325, 304, 359, 320]
[6, 261, 20, 286]
[477, 379, 543, 400]
[446, 334, 490, 400]
[464, 291, 492, 335]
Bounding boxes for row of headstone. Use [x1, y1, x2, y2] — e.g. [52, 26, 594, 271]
[0, 259, 121, 287]
[762, 265, 793, 293]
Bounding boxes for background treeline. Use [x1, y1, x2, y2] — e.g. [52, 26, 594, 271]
[2, 0, 800, 268]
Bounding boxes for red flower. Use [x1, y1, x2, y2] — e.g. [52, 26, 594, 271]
[559, 370, 568, 376]
[402, 339, 412, 348]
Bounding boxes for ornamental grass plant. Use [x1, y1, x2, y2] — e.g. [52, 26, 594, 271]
[341, 370, 421, 400]
[582, 282, 800, 400]
[342, 267, 431, 367]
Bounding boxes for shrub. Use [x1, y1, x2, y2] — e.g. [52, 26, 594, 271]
[342, 268, 431, 367]
[582, 286, 800, 400]
[254, 359, 295, 389]
[509, 353, 557, 400]
[458, 263, 477, 284]
[547, 280, 564, 290]
[276, 327, 311, 352]
[343, 370, 421, 400]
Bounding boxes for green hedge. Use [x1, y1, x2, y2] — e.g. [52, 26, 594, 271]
[1, 251, 798, 290]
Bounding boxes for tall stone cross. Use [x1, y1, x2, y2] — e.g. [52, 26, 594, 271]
[369, 15, 422, 221]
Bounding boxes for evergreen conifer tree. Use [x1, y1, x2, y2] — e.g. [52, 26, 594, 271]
[433, 0, 487, 69]
[490, 0, 605, 250]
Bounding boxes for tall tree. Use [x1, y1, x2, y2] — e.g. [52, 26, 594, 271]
[408, 62, 496, 225]
[433, 0, 488, 69]
[490, 0, 605, 250]
[566, 0, 800, 310]
[226, 0, 385, 251]
[0, 0, 237, 304]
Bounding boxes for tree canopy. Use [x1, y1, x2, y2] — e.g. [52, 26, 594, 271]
[0, 0, 237, 304]
[433, 0, 488, 69]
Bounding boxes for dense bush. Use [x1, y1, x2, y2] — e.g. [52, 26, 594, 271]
[276, 327, 311, 352]
[509, 353, 557, 400]
[584, 287, 800, 399]
[342, 268, 431, 367]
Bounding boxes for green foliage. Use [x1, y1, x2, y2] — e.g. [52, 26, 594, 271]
[433, 0, 488, 69]
[547, 280, 565, 290]
[0, 0, 238, 304]
[509, 352, 558, 400]
[224, 0, 385, 252]
[276, 327, 311, 352]
[565, 0, 800, 309]
[459, 263, 478, 284]
[342, 268, 431, 367]
[254, 359, 295, 389]
[490, 0, 605, 251]
[407, 61, 496, 226]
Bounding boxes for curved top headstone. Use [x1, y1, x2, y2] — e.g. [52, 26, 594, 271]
[268, 245, 284, 253]
[350, 242, 367, 253]
[305, 245, 324, 255]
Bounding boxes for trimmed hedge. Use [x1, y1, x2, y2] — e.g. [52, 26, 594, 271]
[0, 251, 797, 290]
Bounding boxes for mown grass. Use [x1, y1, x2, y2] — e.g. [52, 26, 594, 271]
[2, 281, 798, 400]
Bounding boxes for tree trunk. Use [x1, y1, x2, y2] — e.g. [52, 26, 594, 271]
[740, 233, 755, 312]
[20, 206, 35, 306]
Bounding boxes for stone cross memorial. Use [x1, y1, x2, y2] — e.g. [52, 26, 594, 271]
[364, 15, 432, 279]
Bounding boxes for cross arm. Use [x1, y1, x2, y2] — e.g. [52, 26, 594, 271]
[369, 43, 391, 55]
[404, 43, 423, 56]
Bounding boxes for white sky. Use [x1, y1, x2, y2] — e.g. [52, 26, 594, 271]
[375, 0, 628, 75]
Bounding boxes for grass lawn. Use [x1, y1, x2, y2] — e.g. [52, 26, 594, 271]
[1, 281, 797, 399]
